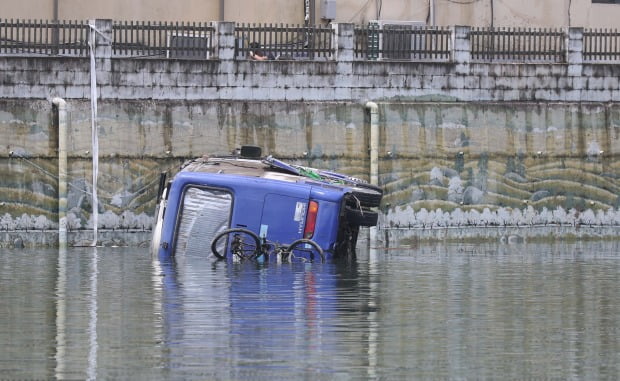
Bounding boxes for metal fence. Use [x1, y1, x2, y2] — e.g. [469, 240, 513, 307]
[470, 27, 565, 62]
[583, 28, 620, 61]
[234, 23, 334, 60]
[112, 21, 215, 59]
[0, 19, 89, 56]
[2, 19, 620, 64]
[354, 24, 452, 61]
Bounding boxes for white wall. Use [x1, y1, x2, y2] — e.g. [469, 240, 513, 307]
[3, 0, 620, 27]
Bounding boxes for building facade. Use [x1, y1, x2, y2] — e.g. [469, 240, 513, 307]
[2, 0, 620, 28]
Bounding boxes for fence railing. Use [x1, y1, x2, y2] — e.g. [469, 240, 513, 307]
[583, 28, 620, 61]
[234, 23, 334, 60]
[112, 21, 215, 59]
[470, 27, 565, 62]
[354, 25, 452, 61]
[2, 19, 620, 64]
[0, 19, 89, 56]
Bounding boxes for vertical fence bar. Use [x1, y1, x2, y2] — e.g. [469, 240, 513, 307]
[485, 27, 490, 61]
[66, 19, 70, 55]
[595, 28, 600, 61]
[432, 28, 437, 60]
[121, 21, 126, 56]
[552, 28, 557, 61]
[595, 28, 599, 61]
[539, 28, 544, 61]
[596, 29, 600, 61]
[544, 28, 549, 61]
[74, 19, 78, 55]
[43, 19, 48, 54]
[11, 19, 15, 54]
[28, 18, 32, 53]
[71, 20, 75, 55]
[614, 29, 618, 60]
[603, 28, 608, 60]
[36, 19, 41, 54]
[66, 20, 70, 55]
[15, 19, 20, 54]
[146, 21, 150, 57]
[473, 27, 478, 60]
[605, 29, 609, 61]
[544, 28, 548, 61]
[59, 19, 63, 55]
[526, 27, 530, 60]
[160, 22, 165, 58]
[589, 29, 593, 61]
[428, 28, 433, 60]
[119, 20, 124, 56]
[286, 23, 291, 57]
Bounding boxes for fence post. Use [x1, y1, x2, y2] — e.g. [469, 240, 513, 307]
[333, 23, 354, 99]
[453, 25, 470, 74]
[333, 23, 354, 62]
[212, 21, 236, 60]
[567, 27, 583, 77]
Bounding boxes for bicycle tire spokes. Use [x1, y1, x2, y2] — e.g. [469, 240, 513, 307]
[230, 234, 259, 261]
[287, 239, 325, 263]
[211, 228, 261, 261]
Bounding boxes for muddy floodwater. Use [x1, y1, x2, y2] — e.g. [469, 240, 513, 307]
[1, 241, 620, 380]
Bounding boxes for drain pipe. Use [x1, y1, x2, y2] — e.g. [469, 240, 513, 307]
[53, 97, 68, 249]
[366, 101, 379, 186]
[366, 101, 379, 251]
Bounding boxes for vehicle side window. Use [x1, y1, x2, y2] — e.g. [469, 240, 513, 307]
[174, 187, 232, 257]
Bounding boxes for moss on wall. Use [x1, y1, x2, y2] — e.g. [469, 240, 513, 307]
[1, 99, 618, 233]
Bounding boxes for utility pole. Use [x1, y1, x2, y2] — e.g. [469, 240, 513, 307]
[305, 0, 316, 26]
[53, 0, 59, 54]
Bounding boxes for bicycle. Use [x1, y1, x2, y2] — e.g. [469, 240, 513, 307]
[210, 228, 325, 263]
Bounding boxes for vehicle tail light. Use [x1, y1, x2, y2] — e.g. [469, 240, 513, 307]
[304, 201, 319, 239]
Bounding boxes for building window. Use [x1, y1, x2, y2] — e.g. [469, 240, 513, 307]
[592, 0, 620, 3]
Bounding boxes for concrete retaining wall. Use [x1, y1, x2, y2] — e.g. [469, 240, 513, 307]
[1, 23, 619, 103]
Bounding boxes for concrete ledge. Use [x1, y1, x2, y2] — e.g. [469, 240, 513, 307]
[4, 226, 619, 248]
[382, 226, 620, 246]
[0, 230, 153, 248]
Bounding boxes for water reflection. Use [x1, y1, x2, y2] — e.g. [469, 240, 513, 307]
[54, 246, 100, 380]
[1, 241, 619, 379]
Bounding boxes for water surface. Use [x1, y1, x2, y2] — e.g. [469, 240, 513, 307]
[1, 241, 619, 379]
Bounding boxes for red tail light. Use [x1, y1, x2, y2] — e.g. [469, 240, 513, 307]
[304, 201, 319, 239]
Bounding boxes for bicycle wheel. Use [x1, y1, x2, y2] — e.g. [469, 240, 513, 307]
[287, 239, 325, 263]
[211, 228, 261, 260]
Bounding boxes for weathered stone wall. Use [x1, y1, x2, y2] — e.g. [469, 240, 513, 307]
[1, 51, 619, 103]
[0, 23, 619, 103]
[0, 22, 618, 246]
[1, 99, 618, 247]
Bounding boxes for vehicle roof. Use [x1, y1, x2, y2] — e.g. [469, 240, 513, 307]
[184, 156, 269, 173]
[180, 156, 313, 183]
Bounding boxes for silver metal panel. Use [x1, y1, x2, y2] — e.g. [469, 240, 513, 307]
[174, 187, 232, 257]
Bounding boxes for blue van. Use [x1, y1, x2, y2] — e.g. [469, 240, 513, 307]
[151, 146, 382, 262]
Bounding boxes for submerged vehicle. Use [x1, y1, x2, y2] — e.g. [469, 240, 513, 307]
[151, 146, 382, 262]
